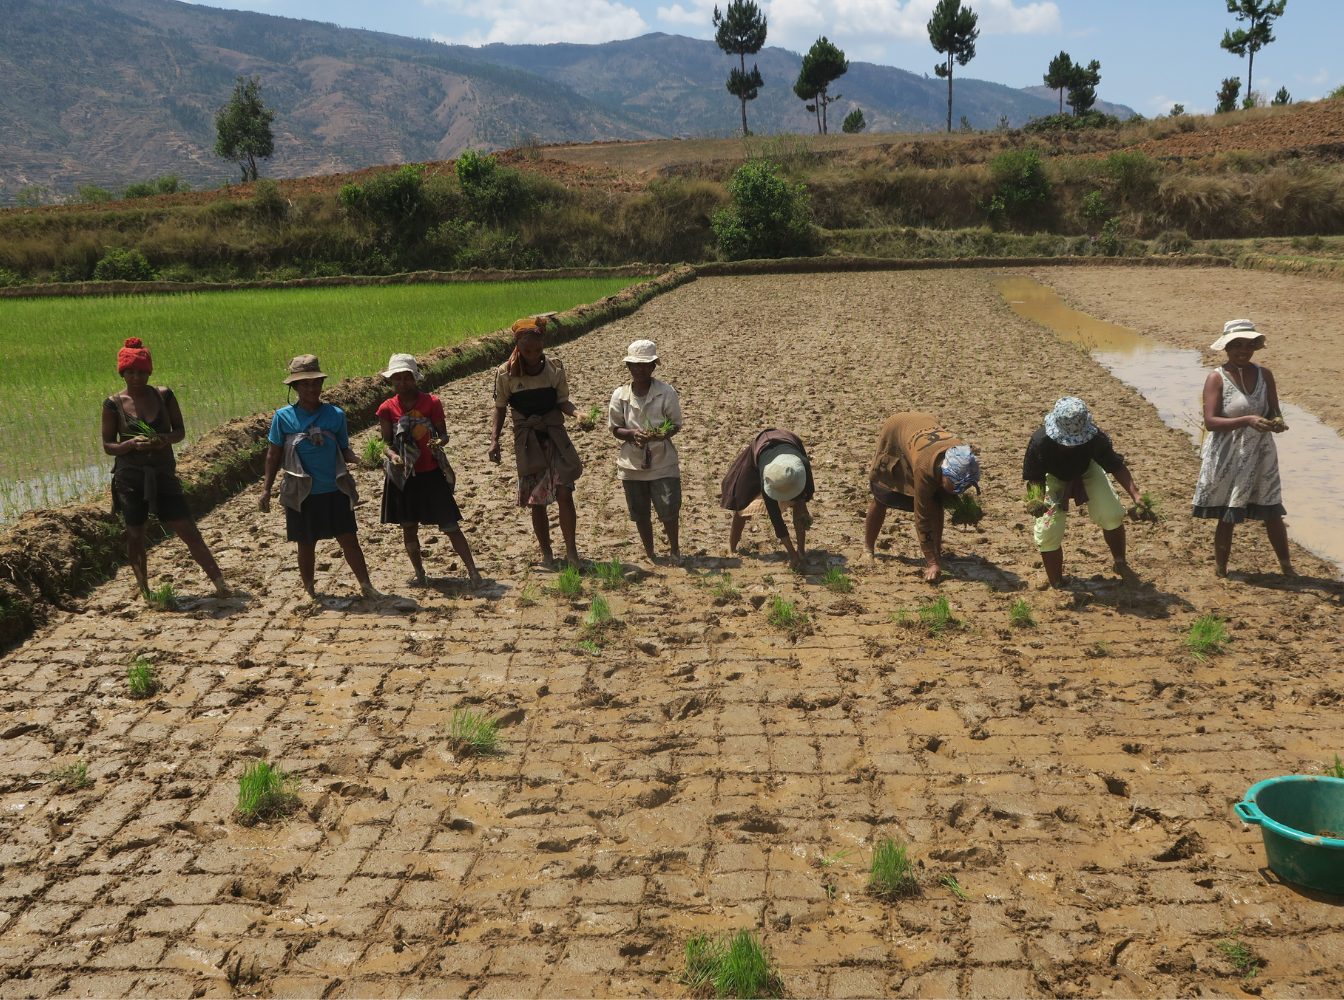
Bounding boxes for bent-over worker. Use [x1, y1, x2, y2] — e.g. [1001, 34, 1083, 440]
[721, 429, 814, 571]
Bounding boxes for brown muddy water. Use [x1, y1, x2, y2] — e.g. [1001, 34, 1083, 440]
[995, 276, 1344, 574]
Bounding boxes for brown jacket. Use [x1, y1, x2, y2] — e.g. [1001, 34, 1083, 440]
[870, 412, 962, 545]
[511, 408, 584, 484]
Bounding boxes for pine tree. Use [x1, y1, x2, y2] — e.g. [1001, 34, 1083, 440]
[1043, 51, 1074, 115]
[1066, 60, 1101, 116]
[927, 0, 980, 133]
[1220, 0, 1287, 101]
[214, 76, 276, 182]
[799, 37, 848, 134]
[793, 71, 821, 135]
[1215, 76, 1243, 114]
[713, 1, 768, 136]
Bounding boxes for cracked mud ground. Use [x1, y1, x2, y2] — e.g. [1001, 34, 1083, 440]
[1, 271, 1342, 1000]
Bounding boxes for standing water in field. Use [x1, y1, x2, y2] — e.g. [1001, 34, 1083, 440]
[995, 275, 1344, 574]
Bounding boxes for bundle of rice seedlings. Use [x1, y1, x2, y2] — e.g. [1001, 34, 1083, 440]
[588, 557, 627, 590]
[918, 596, 961, 637]
[943, 492, 983, 526]
[50, 760, 93, 793]
[362, 435, 387, 468]
[868, 837, 919, 898]
[1023, 482, 1051, 518]
[1186, 614, 1228, 661]
[1008, 597, 1035, 628]
[143, 583, 177, 611]
[767, 595, 807, 631]
[680, 929, 783, 999]
[1129, 491, 1163, 522]
[126, 657, 159, 699]
[555, 565, 583, 597]
[822, 566, 852, 593]
[129, 417, 158, 440]
[446, 708, 501, 756]
[585, 593, 612, 627]
[235, 761, 300, 821]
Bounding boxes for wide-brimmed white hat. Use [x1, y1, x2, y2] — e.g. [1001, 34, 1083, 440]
[762, 452, 806, 502]
[381, 353, 422, 379]
[1210, 319, 1266, 351]
[623, 339, 658, 364]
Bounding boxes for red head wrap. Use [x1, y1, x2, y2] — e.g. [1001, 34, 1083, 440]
[506, 316, 547, 377]
[117, 337, 152, 374]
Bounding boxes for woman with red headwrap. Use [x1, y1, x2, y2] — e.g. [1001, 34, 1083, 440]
[101, 338, 230, 599]
[487, 316, 585, 568]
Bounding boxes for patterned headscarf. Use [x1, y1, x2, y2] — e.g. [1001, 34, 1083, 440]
[940, 444, 981, 495]
[117, 337, 152, 374]
[506, 316, 547, 376]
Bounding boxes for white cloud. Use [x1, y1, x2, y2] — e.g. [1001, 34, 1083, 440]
[427, 0, 647, 44]
[657, 0, 715, 26]
[759, 0, 1060, 46]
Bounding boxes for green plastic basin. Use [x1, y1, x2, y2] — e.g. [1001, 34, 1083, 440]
[1236, 775, 1344, 895]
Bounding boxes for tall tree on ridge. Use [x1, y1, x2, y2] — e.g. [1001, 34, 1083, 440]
[1220, 0, 1287, 102]
[927, 0, 979, 133]
[801, 37, 849, 134]
[713, 0, 768, 136]
[214, 76, 275, 182]
[1043, 51, 1075, 115]
[793, 69, 822, 135]
[1067, 59, 1101, 116]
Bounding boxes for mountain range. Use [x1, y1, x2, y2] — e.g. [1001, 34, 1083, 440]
[0, 0, 1136, 199]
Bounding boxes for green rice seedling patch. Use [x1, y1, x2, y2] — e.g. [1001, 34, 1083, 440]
[143, 582, 178, 611]
[821, 566, 852, 593]
[1216, 926, 1261, 982]
[1328, 754, 1344, 779]
[585, 593, 612, 627]
[587, 557, 628, 590]
[869, 837, 919, 898]
[0, 277, 637, 520]
[446, 708, 501, 756]
[1186, 614, 1228, 661]
[679, 929, 783, 999]
[235, 761, 300, 822]
[578, 403, 604, 430]
[50, 760, 92, 793]
[1008, 597, 1035, 628]
[767, 595, 807, 633]
[709, 572, 739, 601]
[577, 638, 603, 655]
[516, 583, 540, 607]
[817, 847, 855, 868]
[126, 656, 159, 699]
[918, 596, 961, 637]
[554, 564, 583, 597]
[1129, 490, 1164, 523]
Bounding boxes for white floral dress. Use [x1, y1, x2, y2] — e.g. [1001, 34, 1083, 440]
[1192, 364, 1286, 523]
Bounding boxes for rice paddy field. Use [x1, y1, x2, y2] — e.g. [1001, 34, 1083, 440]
[0, 277, 638, 521]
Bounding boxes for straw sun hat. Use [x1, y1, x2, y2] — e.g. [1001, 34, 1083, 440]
[1210, 319, 1266, 352]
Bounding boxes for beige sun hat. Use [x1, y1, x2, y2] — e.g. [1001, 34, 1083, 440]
[283, 354, 328, 384]
[1211, 319, 1266, 351]
[762, 452, 806, 502]
[381, 353, 422, 379]
[623, 339, 658, 364]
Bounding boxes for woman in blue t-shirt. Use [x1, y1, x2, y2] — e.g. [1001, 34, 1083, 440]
[258, 355, 380, 600]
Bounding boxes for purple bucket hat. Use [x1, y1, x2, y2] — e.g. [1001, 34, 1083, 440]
[1044, 397, 1098, 447]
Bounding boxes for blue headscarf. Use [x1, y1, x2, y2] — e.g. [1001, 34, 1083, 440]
[940, 445, 981, 495]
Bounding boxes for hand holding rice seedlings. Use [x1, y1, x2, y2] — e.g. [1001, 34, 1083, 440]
[235, 760, 300, 822]
[445, 708, 501, 756]
[579, 403, 603, 430]
[128, 417, 159, 441]
[1008, 597, 1036, 628]
[1267, 411, 1288, 433]
[1128, 491, 1163, 523]
[50, 760, 92, 793]
[868, 837, 919, 898]
[680, 929, 783, 999]
[821, 566, 852, 593]
[943, 492, 983, 526]
[767, 595, 807, 631]
[555, 564, 583, 597]
[643, 416, 677, 439]
[940, 874, 970, 900]
[143, 582, 177, 610]
[918, 595, 961, 637]
[362, 435, 388, 468]
[1186, 614, 1229, 661]
[1023, 482, 1051, 518]
[126, 656, 159, 699]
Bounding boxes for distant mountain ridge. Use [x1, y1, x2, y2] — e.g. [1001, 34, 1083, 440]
[1, 0, 1135, 200]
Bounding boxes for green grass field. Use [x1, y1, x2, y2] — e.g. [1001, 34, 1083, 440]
[0, 277, 637, 520]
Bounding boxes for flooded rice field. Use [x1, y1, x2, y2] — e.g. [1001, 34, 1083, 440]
[0, 271, 1340, 999]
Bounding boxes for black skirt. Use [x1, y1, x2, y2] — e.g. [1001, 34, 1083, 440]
[112, 466, 193, 527]
[285, 490, 358, 543]
[381, 467, 463, 528]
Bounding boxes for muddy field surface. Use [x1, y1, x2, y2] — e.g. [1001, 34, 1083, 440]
[1037, 267, 1344, 438]
[0, 272, 1342, 1000]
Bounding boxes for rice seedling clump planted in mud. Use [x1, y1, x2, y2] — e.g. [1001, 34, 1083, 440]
[869, 837, 919, 897]
[821, 566, 852, 593]
[940, 874, 970, 900]
[235, 761, 300, 821]
[710, 572, 739, 600]
[1008, 597, 1036, 628]
[446, 708, 501, 756]
[1186, 614, 1228, 660]
[588, 557, 628, 590]
[143, 582, 177, 611]
[585, 592, 612, 627]
[555, 564, 583, 597]
[51, 760, 92, 793]
[680, 929, 783, 999]
[126, 657, 159, 699]
[767, 595, 807, 631]
[918, 596, 961, 636]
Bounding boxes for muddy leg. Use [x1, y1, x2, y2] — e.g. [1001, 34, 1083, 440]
[1264, 517, 1295, 575]
[1213, 521, 1234, 577]
[634, 518, 656, 560]
[126, 524, 149, 593]
[1041, 548, 1065, 588]
[402, 524, 426, 583]
[335, 533, 378, 597]
[864, 499, 886, 556]
[530, 505, 555, 567]
[296, 542, 317, 596]
[1102, 524, 1128, 574]
[557, 487, 579, 566]
[446, 529, 481, 584]
[663, 519, 681, 560]
[729, 512, 747, 554]
[166, 519, 229, 595]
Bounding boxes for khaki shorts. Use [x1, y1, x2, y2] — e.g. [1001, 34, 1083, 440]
[623, 477, 682, 523]
[1033, 461, 1126, 553]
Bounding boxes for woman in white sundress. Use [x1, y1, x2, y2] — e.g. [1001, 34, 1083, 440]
[1192, 319, 1294, 578]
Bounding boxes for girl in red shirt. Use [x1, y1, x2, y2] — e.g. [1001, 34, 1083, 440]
[376, 354, 481, 586]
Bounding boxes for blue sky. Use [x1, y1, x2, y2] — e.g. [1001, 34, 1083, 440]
[192, 0, 1342, 115]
